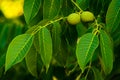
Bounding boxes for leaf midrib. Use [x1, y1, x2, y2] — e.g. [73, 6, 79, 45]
[100, 32, 107, 70]
[48, 0, 54, 18]
[12, 35, 33, 66]
[110, 7, 120, 28]
[84, 34, 95, 64]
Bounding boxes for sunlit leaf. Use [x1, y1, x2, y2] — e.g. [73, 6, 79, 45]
[38, 27, 52, 71]
[43, 0, 61, 19]
[76, 33, 99, 72]
[5, 34, 33, 72]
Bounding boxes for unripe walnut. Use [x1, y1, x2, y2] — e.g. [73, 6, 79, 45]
[81, 11, 95, 22]
[67, 13, 80, 25]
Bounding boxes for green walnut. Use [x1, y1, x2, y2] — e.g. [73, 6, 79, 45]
[67, 13, 80, 25]
[81, 11, 95, 22]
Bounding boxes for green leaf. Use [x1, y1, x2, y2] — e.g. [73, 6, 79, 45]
[75, 76, 86, 80]
[76, 0, 90, 10]
[0, 24, 9, 48]
[0, 54, 5, 68]
[61, 0, 73, 16]
[113, 31, 120, 46]
[52, 22, 61, 54]
[24, 0, 41, 24]
[26, 25, 39, 34]
[76, 23, 87, 37]
[92, 67, 104, 80]
[38, 19, 50, 26]
[43, 0, 61, 19]
[76, 33, 99, 72]
[14, 25, 22, 36]
[106, 0, 120, 33]
[100, 30, 113, 74]
[25, 45, 38, 78]
[89, 0, 102, 16]
[38, 27, 52, 71]
[34, 32, 41, 53]
[5, 34, 33, 72]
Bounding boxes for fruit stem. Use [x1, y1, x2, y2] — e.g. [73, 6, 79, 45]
[85, 63, 91, 80]
[71, 0, 83, 12]
[44, 17, 64, 27]
[75, 72, 82, 80]
[93, 19, 102, 35]
[67, 64, 78, 76]
[31, 17, 64, 35]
